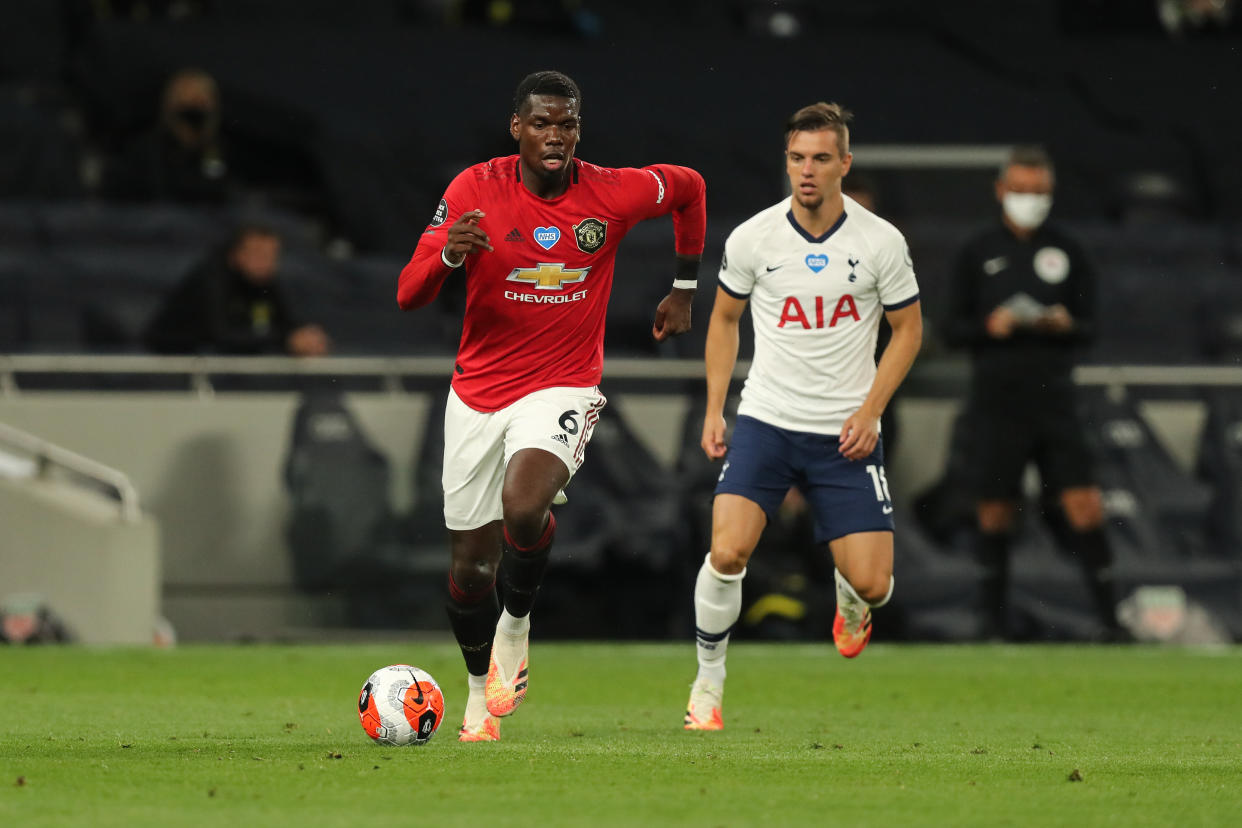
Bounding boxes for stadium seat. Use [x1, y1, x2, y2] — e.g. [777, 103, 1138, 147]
[0, 86, 84, 199]
[283, 392, 401, 595]
[541, 403, 693, 638]
[1079, 388, 1211, 557]
[307, 256, 459, 356]
[1195, 389, 1242, 558]
[885, 515, 986, 641]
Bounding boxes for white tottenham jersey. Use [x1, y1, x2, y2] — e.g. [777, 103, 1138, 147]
[718, 194, 920, 436]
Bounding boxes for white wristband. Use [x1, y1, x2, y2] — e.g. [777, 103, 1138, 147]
[672, 279, 698, 290]
[441, 247, 465, 268]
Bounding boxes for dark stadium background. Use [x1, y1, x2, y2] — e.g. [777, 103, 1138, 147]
[1, 0, 1240, 646]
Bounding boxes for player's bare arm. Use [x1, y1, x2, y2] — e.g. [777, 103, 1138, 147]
[839, 300, 923, 461]
[443, 209, 493, 265]
[701, 286, 748, 459]
[652, 254, 700, 341]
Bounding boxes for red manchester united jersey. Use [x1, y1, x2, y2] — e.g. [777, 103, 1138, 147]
[398, 156, 706, 411]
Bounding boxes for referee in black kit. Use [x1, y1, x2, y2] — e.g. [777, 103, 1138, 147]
[943, 145, 1123, 642]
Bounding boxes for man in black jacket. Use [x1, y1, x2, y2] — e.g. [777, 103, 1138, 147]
[943, 145, 1120, 641]
[144, 225, 329, 356]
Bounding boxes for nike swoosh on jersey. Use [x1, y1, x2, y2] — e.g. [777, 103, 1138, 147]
[765, 264, 784, 272]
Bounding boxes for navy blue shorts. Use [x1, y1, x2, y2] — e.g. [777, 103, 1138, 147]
[714, 415, 894, 543]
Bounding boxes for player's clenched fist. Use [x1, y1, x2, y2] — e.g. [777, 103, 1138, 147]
[652, 291, 693, 341]
[443, 209, 494, 266]
[701, 413, 728, 460]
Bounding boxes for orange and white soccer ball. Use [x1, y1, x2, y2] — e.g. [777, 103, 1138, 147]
[357, 664, 445, 746]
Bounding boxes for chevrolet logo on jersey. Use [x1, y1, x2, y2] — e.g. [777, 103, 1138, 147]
[506, 263, 591, 290]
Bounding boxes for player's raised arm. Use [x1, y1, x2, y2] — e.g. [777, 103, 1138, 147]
[619, 164, 706, 341]
[397, 173, 488, 310]
[638, 164, 707, 253]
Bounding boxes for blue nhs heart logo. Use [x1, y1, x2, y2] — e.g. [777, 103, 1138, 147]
[805, 254, 828, 273]
[534, 226, 561, 250]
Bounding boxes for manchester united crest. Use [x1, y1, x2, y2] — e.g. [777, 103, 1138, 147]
[573, 218, 607, 254]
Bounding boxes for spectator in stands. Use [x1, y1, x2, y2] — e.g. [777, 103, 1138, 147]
[101, 67, 235, 204]
[144, 224, 329, 356]
[841, 171, 878, 212]
[942, 145, 1122, 641]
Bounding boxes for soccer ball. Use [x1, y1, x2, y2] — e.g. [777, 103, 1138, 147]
[357, 664, 445, 746]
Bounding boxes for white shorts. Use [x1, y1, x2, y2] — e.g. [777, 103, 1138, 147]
[442, 385, 608, 530]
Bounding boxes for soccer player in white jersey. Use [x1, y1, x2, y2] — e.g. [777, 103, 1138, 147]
[684, 102, 923, 730]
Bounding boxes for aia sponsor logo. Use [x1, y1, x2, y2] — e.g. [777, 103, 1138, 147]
[777, 295, 860, 329]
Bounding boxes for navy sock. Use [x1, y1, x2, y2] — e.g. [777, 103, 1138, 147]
[977, 531, 1012, 639]
[1069, 527, 1119, 632]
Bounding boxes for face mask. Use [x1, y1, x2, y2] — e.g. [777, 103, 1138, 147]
[173, 106, 212, 130]
[1002, 192, 1052, 230]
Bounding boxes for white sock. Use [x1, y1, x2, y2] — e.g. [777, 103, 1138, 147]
[694, 554, 745, 685]
[464, 673, 488, 725]
[498, 608, 529, 637]
[835, 568, 867, 628]
[870, 576, 895, 608]
[835, 570, 896, 623]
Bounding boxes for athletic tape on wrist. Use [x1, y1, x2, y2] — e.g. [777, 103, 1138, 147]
[672, 279, 698, 290]
[441, 247, 464, 268]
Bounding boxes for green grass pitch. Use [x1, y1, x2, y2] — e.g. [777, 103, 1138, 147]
[3, 642, 1240, 826]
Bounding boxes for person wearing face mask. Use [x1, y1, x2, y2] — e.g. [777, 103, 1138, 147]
[942, 145, 1123, 642]
[102, 68, 234, 204]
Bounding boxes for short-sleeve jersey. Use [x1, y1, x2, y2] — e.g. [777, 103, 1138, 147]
[718, 194, 919, 435]
[399, 156, 705, 411]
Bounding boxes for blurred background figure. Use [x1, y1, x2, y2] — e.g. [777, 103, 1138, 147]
[101, 67, 234, 204]
[941, 145, 1121, 641]
[1157, 0, 1237, 36]
[841, 171, 878, 213]
[144, 224, 330, 356]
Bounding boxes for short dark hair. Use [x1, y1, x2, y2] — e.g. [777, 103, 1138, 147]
[512, 70, 581, 116]
[228, 223, 280, 251]
[1002, 144, 1055, 178]
[784, 102, 853, 154]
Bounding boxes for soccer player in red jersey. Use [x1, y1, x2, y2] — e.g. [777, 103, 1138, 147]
[398, 70, 706, 741]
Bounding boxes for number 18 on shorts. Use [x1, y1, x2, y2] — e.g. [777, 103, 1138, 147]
[715, 414, 894, 543]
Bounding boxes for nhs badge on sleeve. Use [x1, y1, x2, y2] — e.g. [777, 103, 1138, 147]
[533, 226, 562, 250]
